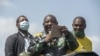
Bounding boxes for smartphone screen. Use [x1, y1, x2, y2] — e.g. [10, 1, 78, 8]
[51, 25, 62, 38]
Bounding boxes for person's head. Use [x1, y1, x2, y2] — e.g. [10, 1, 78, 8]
[16, 15, 29, 32]
[72, 16, 86, 37]
[43, 14, 58, 34]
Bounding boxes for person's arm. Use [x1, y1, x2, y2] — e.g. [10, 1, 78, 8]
[5, 35, 16, 56]
[65, 31, 79, 51]
[28, 34, 50, 55]
[58, 26, 78, 51]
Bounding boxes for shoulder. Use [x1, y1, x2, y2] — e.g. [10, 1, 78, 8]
[84, 36, 92, 43]
[6, 33, 18, 41]
[5, 33, 19, 45]
[84, 36, 91, 40]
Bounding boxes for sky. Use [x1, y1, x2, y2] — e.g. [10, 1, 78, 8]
[0, 0, 100, 56]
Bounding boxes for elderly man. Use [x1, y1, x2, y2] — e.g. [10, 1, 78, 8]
[33, 14, 78, 56]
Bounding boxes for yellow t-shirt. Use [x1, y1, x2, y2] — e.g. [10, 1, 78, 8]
[67, 36, 92, 53]
[75, 36, 92, 52]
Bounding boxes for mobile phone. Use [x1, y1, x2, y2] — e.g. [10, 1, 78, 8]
[51, 25, 62, 38]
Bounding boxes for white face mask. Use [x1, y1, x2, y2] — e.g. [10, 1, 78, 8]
[19, 21, 29, 30]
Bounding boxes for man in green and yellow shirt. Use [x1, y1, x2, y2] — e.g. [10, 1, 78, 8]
[67, 16, 92, 54]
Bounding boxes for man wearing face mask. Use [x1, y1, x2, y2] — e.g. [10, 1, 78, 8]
[5, 15, 37, 56]
[67, 16, 92, 54]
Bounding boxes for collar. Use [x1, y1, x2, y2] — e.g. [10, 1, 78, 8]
[19, 31, 30, 38]
[19, 31, 25, 37]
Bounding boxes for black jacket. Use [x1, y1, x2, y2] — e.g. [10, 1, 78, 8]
[5, 32, 33, 56]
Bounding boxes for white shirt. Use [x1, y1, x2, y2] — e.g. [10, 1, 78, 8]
[20, 32, 31, 52]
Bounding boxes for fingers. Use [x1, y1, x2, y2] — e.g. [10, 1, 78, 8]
[59, 26, 68, 32]
[58, 25, 69, 36]
[45, 33, 52, 42]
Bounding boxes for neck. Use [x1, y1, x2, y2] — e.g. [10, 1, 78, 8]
[72, 30, 85, 38]
[19, 29, 28, 36]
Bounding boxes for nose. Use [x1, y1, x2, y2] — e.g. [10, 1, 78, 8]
[76, 26, 81, 30]
[48, 21, 52, 25]
[77, 26, 80, 29]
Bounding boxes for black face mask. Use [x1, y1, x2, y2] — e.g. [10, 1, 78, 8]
[74, 31, 85, 38]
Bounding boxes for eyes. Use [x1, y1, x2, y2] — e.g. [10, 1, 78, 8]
[73, 24, 86, 30]
[45, 20, 56, 24]
[18, 17, 28, 23]
[74, 24, 84, 27]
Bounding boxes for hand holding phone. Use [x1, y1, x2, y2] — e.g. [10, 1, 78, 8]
[59, 25, 68, 35]
[51, 25, 62, 38]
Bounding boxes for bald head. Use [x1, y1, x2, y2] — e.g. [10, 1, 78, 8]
[73, 16, 86, 25]
[72, 16, 86, 31]
[43, 14, 58, 25]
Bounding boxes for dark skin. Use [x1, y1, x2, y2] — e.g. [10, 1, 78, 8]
[43, 15, 68, 42]
[72, 17, 86, 32]
[16, 16, 29, 36]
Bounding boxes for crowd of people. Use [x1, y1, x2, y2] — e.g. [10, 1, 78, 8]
[5, 14, 98, 56]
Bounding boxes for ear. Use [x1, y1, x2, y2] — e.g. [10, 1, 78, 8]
[43, 23, 45, 27]
[16, 23, 19, 28]
[84, 24, 86, 29]
[72, 24, 74, 27]
[56, 22, 58, 25]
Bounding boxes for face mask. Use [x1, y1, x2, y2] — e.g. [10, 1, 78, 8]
[19, 21, 29, 31]
[74, 31, 85, 38]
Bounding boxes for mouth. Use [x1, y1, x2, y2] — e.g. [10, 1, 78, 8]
[44, 25, 52, 33]
[46, 25, 52, 31]
[48, 26, 52, 31]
